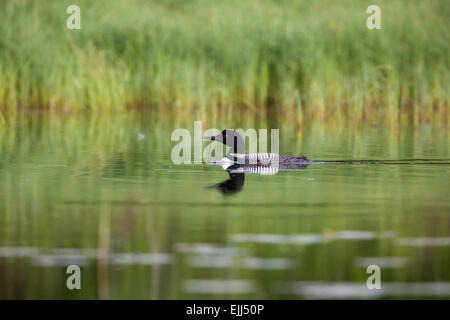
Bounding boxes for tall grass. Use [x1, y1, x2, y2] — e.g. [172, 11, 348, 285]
[0, 0, 448, 126]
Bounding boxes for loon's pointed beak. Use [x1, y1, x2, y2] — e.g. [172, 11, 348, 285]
[202, 135, 216, 141]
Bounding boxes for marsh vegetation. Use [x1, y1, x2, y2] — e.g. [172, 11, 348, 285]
[0, 1, 449, 299]
[0, 0, 448, 126]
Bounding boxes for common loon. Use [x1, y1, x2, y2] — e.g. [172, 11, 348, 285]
[202, 129, 311, 170]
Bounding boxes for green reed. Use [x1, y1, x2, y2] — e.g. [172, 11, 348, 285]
[0, 0, 448, 126]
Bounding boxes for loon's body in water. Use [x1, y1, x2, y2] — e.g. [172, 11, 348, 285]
[203, 129, 311, 193]
[203, 129, 312, 171]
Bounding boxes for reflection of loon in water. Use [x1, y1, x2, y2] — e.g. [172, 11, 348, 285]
[204, 130, 311, 195]
[210, 165, 245, 195]
[210, 162, 309, 195]
[203, 130, 450, 194]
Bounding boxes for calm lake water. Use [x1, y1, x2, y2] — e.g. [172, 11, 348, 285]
[0, 115, 449, 299]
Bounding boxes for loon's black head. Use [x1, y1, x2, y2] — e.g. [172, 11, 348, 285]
[202, 129, 245, 154]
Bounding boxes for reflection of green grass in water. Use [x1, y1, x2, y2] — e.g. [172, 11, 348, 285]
[0, 0, 449, 126]
[0, 115, 449, 299]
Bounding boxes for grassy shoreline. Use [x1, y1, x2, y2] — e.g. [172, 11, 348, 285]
[0, 0, 449, 126]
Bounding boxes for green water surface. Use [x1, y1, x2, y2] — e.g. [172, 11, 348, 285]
[0, 115, 449, 299]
